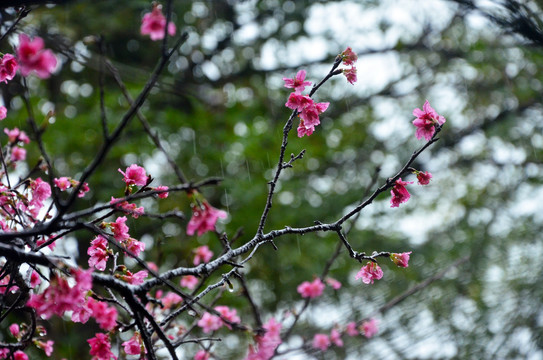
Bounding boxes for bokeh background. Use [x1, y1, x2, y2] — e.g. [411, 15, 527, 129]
[1, 0, 543, 359]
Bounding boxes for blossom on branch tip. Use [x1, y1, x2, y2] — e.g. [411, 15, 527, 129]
[187, 201, 227, 236]
[343, 66, 357, 84]
[118, 164, 148, 187]
[119, 270, 148, 285]
[312, 333, 331, 351]
[297, 278, 325, 298]
[283, 70, 312, 93]
[141, 3, 176, 41]
[355, 262, 383, 284]
[412, 100, 446, 141]
[0, 54, 18, 83]
[341, 47, 358, 66]
[16, 34, 57, 79]
[390, 252, 412, 267]
[361, 318, 379, 338]
[54, 177, 71, 191]
[416, 171, 432, 185]
[390, 178, 413, 208]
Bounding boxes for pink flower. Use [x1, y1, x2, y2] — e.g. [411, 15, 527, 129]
[312, 333, 330, 351]
[341, 47, 358, 65]
[120, 270, 148, 285]
[110, 197, 144, 218]
[194, 350, 210, 360]
[16, 34, 57, 79]
[36, 340, 54, 356]
[330, 328, 343, 347]
[193, 245, 213, 265]
[361, 318, 378, 338]
[4, 128, 30, 144]
[110, 216, 130, 241]
[343, 66, 357, 85]
[283, 70, 312, 93]
[245, 318, 282, 360]
[300, 101, 329, 128]
[141, 3, 176, 41]
[345, 322, 359, 336]
[180, 275, 199, 289]
[154, 185, 169, 198]
[297, 119, 315, 138]
[0, 53, 18, 83]
[88, 333, 117, 360]
[124, 238, 146, 257]
[416, 171, 432, 185]
[54, 177, 71, 191]
[88, 236, 109, 271]
[78, 182, 90, 198]
[197, 312, 223, 333]
[390, 178, 413, 208]
[187, 201, 227, 236]
[325, 277, 342, 290]
[355, 262, 384, 285]
[390, 251, 412, 267]
[0, 106, 6, 120]
[215, 305, 241, 328]
[161, 292, 183, 308]
[118, 164, 148, 187]
[13, 351, 28, 360]
[10, 146, 26, 162]
[412, 100, 446, 141]
[9, 323, 19, 337]
[30, 270, 41, 288]
[0, 348, 9, 358]
[297, 278, 325, 299]
[122, 332, 146, 355]
[285, 92, 313, 112]
[87, 298, 118, 331]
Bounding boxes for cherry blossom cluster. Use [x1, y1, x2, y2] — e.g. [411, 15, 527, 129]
[140, 3, 176, 41]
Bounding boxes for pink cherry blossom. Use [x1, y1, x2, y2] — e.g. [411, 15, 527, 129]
[54, 177, 71, 191]
[141, 3, 176, 41]
[120, 270, 148, 285]
[297, 119, 315, 138]
[88, 333, 117, 360]
[10, 146, 25, 162]
[312, 333, 330, 351]
[154, 185, 169, 198]
[78, 182, 90, 198]
[87, 298, 118, 331]
[30, 270, 41, 288]
[343, 66, 357, 84]
[187, 201, 227, 236]
[345, 322, 359, 336]
[9, 323, 19, 337]
[110, 216, 130, 241]
[245, 317, 282, 360]
[194, 350, 210, 360]
[391, 251, 412, 267]
[36, 340, 54, 356]
[197, 312, 223, 333]
[180, 275, 199, 289]
[361, 318, 379, 338]
[16, 34, 57, 79]
[355, 262, 384, 285]
[0, 106, 6, 120]
[330, 328, 343, 347]
[0, 53, 18, 83]
[390, 178, 413, 208]
[417, 171, 432, 185]
[124, 237, 146, 257]
[193, 245, 213, 265]
[285, 92, 313, 112]
[118, 164, 148, 186]
[412, 100, 446, 141]
[325, 277, 342, 290]
[283, 70, 312, 93]
[13, 351, 28, 360]
[161, 292, 183, 308]
[88, 236, 109, 271]
[4, 128, 30, 144]
[110, 197, 144, 218]
[122, 332, 146, 355]
[300, 101, 329, 128]
[215, 305, 241, 328]
[297, 278, 325, 299]
[341, 47, 358, 66]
